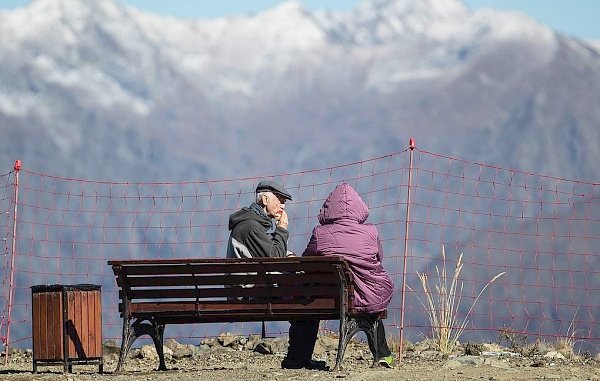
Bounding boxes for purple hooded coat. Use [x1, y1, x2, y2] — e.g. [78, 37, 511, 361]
[302, 183, 394, 313]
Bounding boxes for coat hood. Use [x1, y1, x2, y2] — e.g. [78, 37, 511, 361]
[228, 203, 272, 231]
[318, 183, 369, 225]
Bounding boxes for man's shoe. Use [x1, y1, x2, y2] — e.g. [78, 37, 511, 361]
[282, 357, 329, 370]
[305, 359, 329, 370]
[379, 355, 394, 368]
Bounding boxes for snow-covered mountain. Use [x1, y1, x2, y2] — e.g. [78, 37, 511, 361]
[2, 0, 600, 350]
[0, 0, 599, 182]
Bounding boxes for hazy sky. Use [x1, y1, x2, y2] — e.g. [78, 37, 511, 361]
[1, 0, 598, 40]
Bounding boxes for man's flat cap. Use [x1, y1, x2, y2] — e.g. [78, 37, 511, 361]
[256, 180, 292, 201]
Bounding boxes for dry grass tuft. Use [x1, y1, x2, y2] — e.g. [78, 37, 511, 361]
[411, 246, 505, 355]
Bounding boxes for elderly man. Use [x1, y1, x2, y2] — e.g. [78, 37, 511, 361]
[226, 180, 328, 370]
[227, 180, 292, 259]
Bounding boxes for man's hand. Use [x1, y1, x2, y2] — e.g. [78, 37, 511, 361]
[276, 210, 288, 230]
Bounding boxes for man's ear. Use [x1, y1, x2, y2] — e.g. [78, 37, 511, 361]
[259, 193, 268, 206]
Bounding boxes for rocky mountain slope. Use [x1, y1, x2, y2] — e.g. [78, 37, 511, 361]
[1, 0, 599, 354]
[0, 0, 598, 182]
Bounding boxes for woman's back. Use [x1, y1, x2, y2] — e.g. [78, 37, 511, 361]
[302, 183, 394, 312]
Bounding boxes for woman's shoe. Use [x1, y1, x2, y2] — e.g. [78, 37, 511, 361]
[378, 355, 394, 368]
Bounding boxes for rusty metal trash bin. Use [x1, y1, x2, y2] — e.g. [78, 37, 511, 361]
[31, 284, 103, 373]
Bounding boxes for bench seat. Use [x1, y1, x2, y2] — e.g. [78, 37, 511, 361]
[109, 257, 388, 372]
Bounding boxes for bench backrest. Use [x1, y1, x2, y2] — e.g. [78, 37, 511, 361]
[109, 256, 355, 324]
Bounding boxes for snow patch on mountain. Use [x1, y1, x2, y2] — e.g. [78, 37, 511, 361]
[0, 0, 598, 184]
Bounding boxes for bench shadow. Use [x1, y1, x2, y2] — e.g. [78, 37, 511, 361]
[0, 369, 36, 374]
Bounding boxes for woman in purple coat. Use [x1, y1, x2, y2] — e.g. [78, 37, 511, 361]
[282, 183, 394, 369]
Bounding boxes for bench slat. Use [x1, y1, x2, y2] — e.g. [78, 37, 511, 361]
[123, 272, 342, 288]
[114, 261, 346, 277]
[108, 257, 346, 266]
[121, 284, 341, 301]
[152, 312, 341, 325]
[129, 298, 338, 314]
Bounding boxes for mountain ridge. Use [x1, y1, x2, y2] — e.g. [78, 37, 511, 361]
[1, 0, 599, 350]
[0, 0, 598, 183]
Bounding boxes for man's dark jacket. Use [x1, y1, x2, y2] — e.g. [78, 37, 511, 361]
[226, 202, 288, 258]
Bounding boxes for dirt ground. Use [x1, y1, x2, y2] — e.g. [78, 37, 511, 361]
[2, 334, 599, 381]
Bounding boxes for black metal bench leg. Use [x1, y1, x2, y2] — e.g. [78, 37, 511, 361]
[116, 318, 166, 372]
[116, 318, 136, 373]
[333, 316, 362, 371]
[154, 323, 167, 371]
[333, 315, 348, 371]
[334, 314, 383, 370]
[131, 319, 167, 371]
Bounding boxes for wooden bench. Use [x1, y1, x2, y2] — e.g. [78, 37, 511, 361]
[108, 256, 388, 372]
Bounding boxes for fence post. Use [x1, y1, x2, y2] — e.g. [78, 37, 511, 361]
[3, 160, 21, 364]
[398, 139, 415, 363]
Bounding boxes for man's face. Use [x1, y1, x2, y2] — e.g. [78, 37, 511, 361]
[262, 192, 286, 218]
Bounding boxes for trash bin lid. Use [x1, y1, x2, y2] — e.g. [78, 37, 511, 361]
[31, 284, 101, 292]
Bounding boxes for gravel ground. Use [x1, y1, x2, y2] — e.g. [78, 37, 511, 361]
[2, 334, 599, 381]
